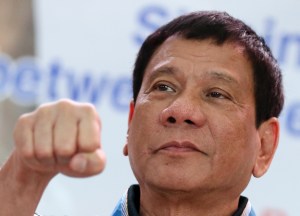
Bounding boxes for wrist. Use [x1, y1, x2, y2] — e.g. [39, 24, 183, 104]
[0, 152, 55, 215]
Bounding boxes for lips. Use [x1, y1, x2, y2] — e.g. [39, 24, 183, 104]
[155, 141, 207, 155]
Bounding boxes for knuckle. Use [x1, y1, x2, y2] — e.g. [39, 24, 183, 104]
[20, 147, 34, 160]
[81, 103, 98, 117]
[15, 113, 34, 129]
[13, 113, 34, 143]
[55, 99, 81, 117]
[85, 140, 99, 151]
[54, 135, 76, 156]
[57, 98, 74, 104]
[81, 137, 100, 152]
[56, 99, 74, 110]
[35, 148, 53, 160]
[54, 144, 75, 157]
[36, 99, 76, 118]
[35, 103, 53, 118]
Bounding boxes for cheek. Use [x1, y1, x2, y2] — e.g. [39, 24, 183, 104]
[127, 102, 160, 154]
[126, 102, 162, 181]
[209, 110, 257, 160]
[213, 122, 259, 185]
[208, 121, 253, 185]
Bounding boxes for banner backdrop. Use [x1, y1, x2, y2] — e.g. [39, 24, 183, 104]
[0, 0, 299, 215]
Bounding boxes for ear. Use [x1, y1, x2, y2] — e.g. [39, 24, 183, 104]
[123, 100, 135, 156]
[128, 100, 135, 123]
[252, 117, 280, 178]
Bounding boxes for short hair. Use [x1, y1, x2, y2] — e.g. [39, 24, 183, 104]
[132, 11, 284, 127]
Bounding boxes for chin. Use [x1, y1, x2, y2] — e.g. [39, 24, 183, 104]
[145, 172, 207, 194]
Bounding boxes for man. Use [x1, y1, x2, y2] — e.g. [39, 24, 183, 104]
[0, 11, 284, 216]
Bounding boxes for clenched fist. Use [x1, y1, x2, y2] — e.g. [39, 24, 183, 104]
[13, 99, 106, 178]
[0, 99, 107, 215]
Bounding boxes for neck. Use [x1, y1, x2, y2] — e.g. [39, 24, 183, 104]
[139, 185, 240, 216]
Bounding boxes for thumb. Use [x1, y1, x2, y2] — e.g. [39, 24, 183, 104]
[69, 149, 106, 177]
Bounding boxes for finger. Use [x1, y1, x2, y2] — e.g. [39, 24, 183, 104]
[77, 104, 101, 152]
[65, 149, 106, 177]
[14, 113, 35, 163]
[53, 109, 77, 164]
[33, 108, 55, 165]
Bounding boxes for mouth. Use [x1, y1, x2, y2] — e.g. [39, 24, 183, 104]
[154, 141, 208, 155]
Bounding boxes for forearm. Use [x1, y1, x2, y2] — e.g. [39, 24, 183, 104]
[0, 153, 53, 216]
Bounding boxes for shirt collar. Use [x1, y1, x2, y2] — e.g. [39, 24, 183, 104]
[113, 184, 256, 216]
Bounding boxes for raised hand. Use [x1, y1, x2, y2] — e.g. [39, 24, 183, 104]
[13, 99, 106, 178]
[0, 99, 106, 215]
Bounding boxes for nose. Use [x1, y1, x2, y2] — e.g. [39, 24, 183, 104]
[160, 96, 206, 128]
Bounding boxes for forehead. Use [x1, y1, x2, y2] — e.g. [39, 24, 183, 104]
[143, 36, 253, 85]
[149, 36, 248, 69]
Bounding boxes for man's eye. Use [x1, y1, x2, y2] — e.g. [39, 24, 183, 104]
[207, 91, 227, 99]
[154, 84, 175, 92]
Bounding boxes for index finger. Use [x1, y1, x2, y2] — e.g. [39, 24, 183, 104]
[77, 103, 102, 153]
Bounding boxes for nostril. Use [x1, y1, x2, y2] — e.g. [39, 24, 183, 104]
[167, 117, 176, 123]
[185, 119, 194, 125]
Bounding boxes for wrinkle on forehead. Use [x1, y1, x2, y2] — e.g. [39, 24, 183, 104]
[160, 35, 246, 58]
[140, 36, 255, 113]
[146, 37, 250, 84]
[151, 37, 246, 67]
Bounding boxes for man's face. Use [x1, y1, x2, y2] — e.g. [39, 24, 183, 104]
[125, 37, 262, 198]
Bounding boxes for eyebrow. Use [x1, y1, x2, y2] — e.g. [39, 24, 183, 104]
[207, 71, 239, 85]
[148, 66, 179, 82]
[148, 66, 239, 86]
